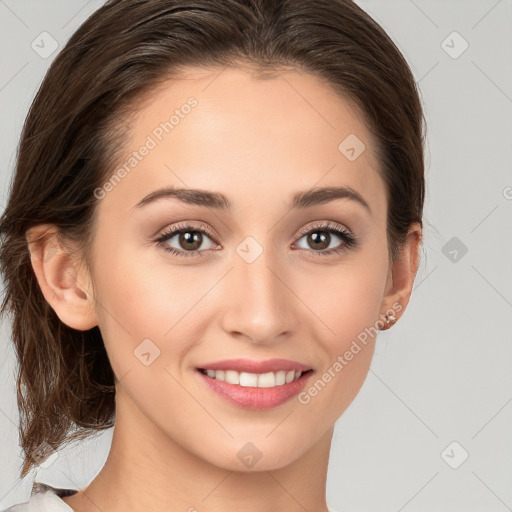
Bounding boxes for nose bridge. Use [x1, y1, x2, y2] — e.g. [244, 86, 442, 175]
[221, 234, 295, 342]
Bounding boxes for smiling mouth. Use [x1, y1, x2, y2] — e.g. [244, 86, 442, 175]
[197, 368, 313, 388]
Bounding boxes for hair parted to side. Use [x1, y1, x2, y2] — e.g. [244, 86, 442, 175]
[0, 0, 425, 478]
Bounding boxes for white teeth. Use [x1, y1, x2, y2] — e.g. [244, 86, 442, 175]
[203, 369, 306, 387]
[275, 371, 286, 385]
[257, 372, 275, 387]
[239, 372, 258, 387]
[225, 370, 239, 385]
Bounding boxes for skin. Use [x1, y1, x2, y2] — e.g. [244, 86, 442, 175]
[26, 65, 421, 512]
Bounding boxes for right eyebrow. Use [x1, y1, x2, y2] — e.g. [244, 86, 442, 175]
[131, 186, 230, 211]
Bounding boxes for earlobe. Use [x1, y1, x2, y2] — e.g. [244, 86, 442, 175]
[26, 224, 98, 331]
[379, 223, 422, 328]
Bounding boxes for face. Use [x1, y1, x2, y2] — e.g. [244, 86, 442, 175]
[77, 66, 404, 471]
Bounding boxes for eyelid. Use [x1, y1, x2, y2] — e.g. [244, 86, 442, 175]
[296, 220, 352, 237]
[155, 220, 352, 243]
[157, 220, 219, 242]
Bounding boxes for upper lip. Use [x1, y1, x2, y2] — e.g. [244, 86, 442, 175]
[197, 358, 312, 374]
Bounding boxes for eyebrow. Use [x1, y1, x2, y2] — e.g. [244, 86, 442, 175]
[131, 185, 371, 213]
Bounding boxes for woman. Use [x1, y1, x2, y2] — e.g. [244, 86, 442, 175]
[0, 0, 425, 510]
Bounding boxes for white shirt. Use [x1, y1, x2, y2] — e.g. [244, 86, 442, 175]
[2, 482, 340, 512]
[1, 483, 75, 511]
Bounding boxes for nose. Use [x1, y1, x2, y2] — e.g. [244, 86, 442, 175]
[220, 240, 297, 345]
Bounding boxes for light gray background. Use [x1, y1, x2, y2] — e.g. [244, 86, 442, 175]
[1, 1, 511, 511]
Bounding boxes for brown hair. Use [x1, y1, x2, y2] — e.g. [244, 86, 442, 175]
[0, 0, 425, 478]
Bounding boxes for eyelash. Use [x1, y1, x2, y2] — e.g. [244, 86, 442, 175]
[154, 221, 358, 258]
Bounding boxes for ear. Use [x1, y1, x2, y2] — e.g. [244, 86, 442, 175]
[379, 222, 422, 329]
[25, 224, 98, 331]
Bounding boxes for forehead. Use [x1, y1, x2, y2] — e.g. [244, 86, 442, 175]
[98, 65, 385, 217]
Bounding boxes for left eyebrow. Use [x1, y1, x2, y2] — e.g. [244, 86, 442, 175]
[291, 186, 371, 214]
[131, 185, 371, 214]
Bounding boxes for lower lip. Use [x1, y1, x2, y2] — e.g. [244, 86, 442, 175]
[196, 369, 314, 410]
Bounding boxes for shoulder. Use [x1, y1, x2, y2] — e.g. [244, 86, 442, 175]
[1, 482, 77, 512]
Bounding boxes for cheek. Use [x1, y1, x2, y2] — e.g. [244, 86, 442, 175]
[89, 233, 162, 357]
[90, 234, 210, 367]
[302, 254, 388, 344]
[295, 260, 386, 419]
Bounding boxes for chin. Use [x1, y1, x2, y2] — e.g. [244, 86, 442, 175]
[196, 436, 309, 473]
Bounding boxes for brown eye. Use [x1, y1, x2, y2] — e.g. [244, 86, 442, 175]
[294, 222, 358, 257]
[305, 231, 331, 251]
[155, 223, 218, 257]
[177, 231, 203, 251]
